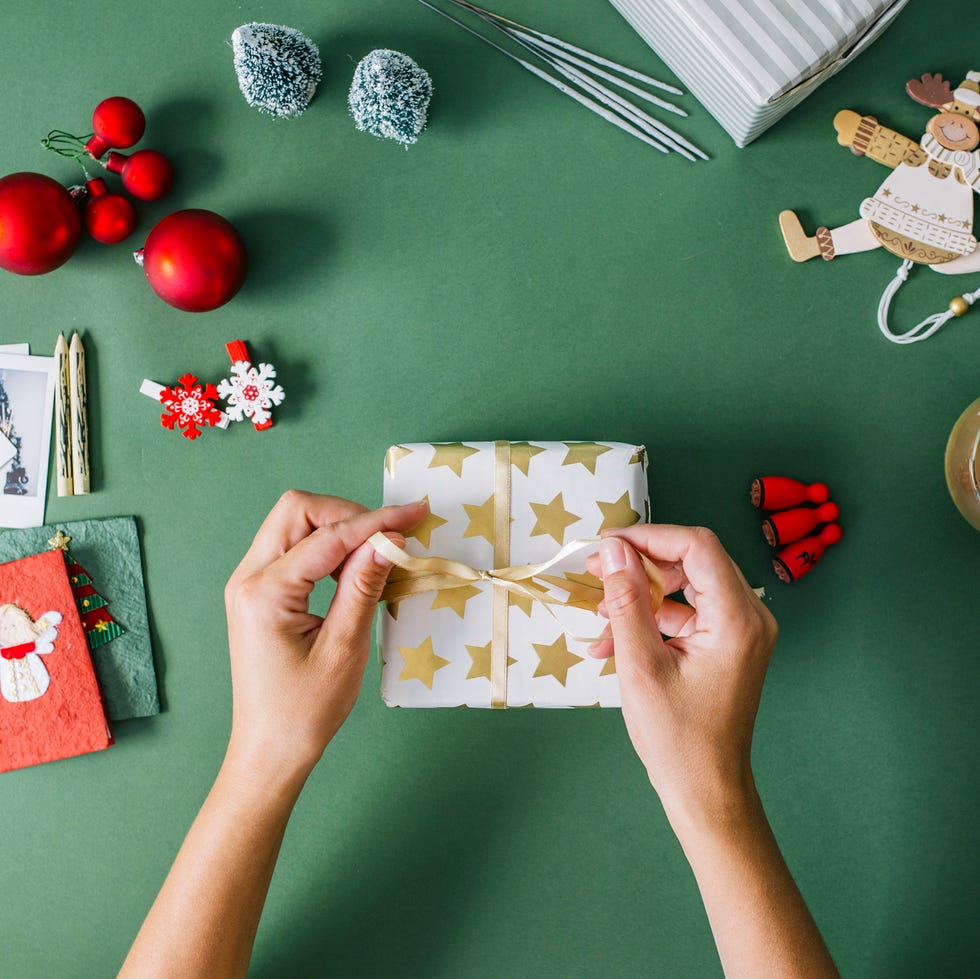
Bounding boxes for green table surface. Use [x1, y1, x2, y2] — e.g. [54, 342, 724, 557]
[1, 1, 977, 976]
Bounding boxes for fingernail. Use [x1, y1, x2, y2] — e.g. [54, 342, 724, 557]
[600, 537, 628, 575]
[373, 550, 393, 569]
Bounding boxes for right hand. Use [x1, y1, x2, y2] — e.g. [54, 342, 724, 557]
[586, 526, 777, 824]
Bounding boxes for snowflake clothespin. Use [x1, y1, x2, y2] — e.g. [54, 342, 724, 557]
[217, 340, 285, 431]
[139, 375, 230, 440]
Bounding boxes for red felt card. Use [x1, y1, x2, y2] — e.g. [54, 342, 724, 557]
[0, 550, 112, 773]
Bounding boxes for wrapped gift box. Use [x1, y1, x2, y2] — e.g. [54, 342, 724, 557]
[378, 441, 650, 708]
[608, 0, 908, 146]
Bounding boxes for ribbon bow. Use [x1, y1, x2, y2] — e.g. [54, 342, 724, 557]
[371, 532, 664, 707]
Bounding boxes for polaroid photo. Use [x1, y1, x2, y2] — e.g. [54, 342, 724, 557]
[0, 343, 29, 355]
[0, 352, 56, 528]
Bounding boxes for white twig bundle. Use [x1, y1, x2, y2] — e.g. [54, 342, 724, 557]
[416, 0, 706, 160]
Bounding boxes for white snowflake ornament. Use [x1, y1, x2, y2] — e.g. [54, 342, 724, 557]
[218, 360, 285, 429]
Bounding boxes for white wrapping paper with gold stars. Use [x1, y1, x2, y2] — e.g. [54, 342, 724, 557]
[379, 441, 650, 708]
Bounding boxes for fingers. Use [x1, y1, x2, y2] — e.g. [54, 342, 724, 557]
[596, 537, 670, 675]
[602, 524, 751, 627]
[322, 533, 406, 655]
[233, 491, 369, 582]
[261, 502, 427, 601]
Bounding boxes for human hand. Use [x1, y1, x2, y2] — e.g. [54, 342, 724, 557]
[585, 526, 777, 825]
[223, 491, 427, 786]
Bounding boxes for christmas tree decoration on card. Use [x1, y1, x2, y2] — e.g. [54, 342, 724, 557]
[0, 550, 112, 773]
[48, 531, 124, 651]
[349, 50, 434, 146]
[217, 340, 284, 431]
[232, 23, 322, 118]
[140, 375, 229, 440]
[779, 70, 980, 344]
[378, 441, 656, 708]
[415, 0, 706, 160]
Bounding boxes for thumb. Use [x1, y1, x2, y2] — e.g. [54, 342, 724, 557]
[599, 537, 664, 667]
[323, 533, 403, 653]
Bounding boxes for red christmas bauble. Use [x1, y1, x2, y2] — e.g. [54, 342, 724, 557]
[138, 209, 247, 312]
[0, 172, 81, 275]
[86, 96, 145, 159]
[84, 178, 137, 244]
[110, 149, 174, 201]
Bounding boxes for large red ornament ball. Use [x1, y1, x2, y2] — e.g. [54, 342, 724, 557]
[138, 209, 247, 312]
[0, 172, 81, 275]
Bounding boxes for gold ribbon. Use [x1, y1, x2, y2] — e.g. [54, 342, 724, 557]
[372, 531, 665, 706]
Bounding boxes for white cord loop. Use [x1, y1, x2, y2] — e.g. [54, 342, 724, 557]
[877, 260, 980, 344]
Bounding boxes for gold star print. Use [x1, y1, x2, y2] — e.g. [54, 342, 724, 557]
[628, 447, 646, 466]
[596, 491, 641, 532]
[386, 601, 400, 620]
[428, 443, 479, 477]
[511, 442, 546, 476]
[463, 494, 496, 545]
[532, 634, 584, 686]
[561, 442, 612, 474]
[432, 584, 482, 618]
[509, 592, 535, 617]
[600, 656, 616, 677]
[95, 621, 110, 633]
[404, 497, 448, 549]
[385, 445, 412, 477]
[399, 637, 450, 689]
[529, 492, 582, 545]
[48, 530, 72, 551]
[465, 642, 516, 681]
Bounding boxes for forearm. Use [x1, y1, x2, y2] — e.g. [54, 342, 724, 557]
[664, 781, 839, 979]
[119, 758, 307, 979]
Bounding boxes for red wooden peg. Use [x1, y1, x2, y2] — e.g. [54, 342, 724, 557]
[763, 501, 840, 547]
[750, 476, 830, 510]
[772, 524, 843, 582]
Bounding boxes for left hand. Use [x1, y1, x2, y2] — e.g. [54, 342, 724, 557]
[223, 491, 427, 785]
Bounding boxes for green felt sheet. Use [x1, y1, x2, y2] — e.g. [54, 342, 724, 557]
[0, 1, 977, 977]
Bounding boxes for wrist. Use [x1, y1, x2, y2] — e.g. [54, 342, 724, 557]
[221, 736, 316, 802]
[657, 760, 764, 845]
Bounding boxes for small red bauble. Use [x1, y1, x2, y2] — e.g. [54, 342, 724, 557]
[136, 209, 247, 312]
[84, 178, 138, 244]
[85, 96, 146, 159]
[105, 149, 174, 201]
[0, 171, 81, 275]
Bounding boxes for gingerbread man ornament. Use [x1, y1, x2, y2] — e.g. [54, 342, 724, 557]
[779, 71, 980, 342]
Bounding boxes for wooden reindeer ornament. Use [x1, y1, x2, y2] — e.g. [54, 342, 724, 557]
[779, 71, 980, 343]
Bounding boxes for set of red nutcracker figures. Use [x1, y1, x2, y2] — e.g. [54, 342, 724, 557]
[750, 477, 842, 583]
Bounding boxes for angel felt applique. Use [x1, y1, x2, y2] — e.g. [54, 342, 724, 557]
[0, 605, 62, 703]
[779, 71, 980, 343]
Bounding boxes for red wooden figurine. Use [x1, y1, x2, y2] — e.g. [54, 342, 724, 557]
[763, 501, 840, 547]
[773, 524, 843, 583]
[750, 476, 830, 511]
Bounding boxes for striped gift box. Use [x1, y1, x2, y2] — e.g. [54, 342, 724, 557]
[608, 0, 908, 146]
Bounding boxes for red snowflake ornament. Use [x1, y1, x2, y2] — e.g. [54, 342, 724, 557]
[159, 373, 223, 440]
